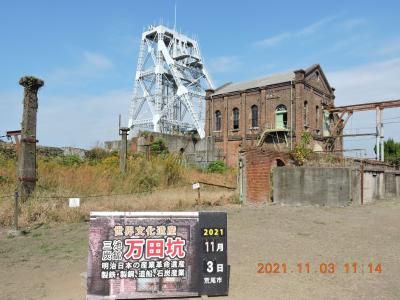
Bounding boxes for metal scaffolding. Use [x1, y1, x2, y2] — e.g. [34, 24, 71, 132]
[128, 25, 214, 138]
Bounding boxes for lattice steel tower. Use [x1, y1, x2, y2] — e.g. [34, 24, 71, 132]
[128, 25, 214, 138]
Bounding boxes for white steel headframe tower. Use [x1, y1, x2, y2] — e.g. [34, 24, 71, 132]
[128, 25, 214, 138]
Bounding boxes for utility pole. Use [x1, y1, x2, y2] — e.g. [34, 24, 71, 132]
[119, 115, 130, 173]
[17, 76, 44, 201]
[380, 109, 384, 162]
[376, 107, 380, 161]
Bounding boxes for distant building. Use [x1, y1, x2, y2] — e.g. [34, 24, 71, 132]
[205, 64, 342, 166]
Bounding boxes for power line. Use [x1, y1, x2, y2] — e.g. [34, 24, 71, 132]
[344, 137, 376, 141]
[383, 121, 400, 125]
[383, 116, 400, 121]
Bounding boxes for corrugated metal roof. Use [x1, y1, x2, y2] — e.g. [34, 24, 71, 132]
[212, 64, 320, 96]
[213, 71, 294, 96]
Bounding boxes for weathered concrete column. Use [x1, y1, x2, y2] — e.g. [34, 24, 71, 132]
[119, 127, 130, 173]
[17, 76, 44, 201]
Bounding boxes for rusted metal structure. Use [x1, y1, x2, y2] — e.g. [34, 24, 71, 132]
[6, 130, 22, 149]
[327, 99, 400, 161]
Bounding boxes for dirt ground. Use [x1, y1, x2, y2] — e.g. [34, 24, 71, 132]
[1, 198, 400, 300]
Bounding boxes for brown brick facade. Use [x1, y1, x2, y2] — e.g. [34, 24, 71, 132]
[205, 64, 343, 167]
[239, 147, 290, 203]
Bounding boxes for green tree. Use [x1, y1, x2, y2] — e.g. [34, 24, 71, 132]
[382, 138, 400, 166]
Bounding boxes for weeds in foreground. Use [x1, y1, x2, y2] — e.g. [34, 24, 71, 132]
[0, 152, 237, 227]
[0, 188, 238, 228]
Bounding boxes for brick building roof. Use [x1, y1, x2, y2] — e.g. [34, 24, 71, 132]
[212, 64, 320, 96]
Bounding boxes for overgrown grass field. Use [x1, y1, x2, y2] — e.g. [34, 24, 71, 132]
[0, 149, 237, 228]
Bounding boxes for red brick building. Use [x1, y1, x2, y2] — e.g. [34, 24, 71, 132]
[205, 64, 342, 167]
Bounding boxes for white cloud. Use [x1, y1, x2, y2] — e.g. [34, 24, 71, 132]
[254, 15, 338, 47]
[328, 57, 400, 104]
[46, 51, 114, 85]
[0, 91, 23, 135]
[83, 51, 113, 69]
[376, 39, 400, 56]
[208, 56, 242, 73]
[0, 89, 131, 149]
[297, 15, 337, 36]
[255, 33, 290, 47]
[338, 18, 367, 30]
[325, 34, 370, 54]
[38, 89, 131, 148]
[327, 58, 400, 156]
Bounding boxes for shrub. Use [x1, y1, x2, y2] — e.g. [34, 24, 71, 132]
[85, 147, 110, 162]
[291, 132, 313, 166]
[207, 160, 228, 173]
[161, 155, 182, 185]
[151, 138, 169, 155]
[58, 154, 82, 166]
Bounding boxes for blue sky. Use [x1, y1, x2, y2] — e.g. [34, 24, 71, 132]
[1, 0, 400, 157]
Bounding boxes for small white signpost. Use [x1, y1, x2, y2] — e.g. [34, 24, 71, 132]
[69, 198, 80, 208]
[193, 183, 201, 203]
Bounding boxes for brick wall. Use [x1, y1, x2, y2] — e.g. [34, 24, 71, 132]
[240, 147, 290, 203]
[206, 65, 339, 167]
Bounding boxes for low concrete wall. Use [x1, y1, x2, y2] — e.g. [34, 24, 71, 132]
[273, 167, 355, 206]
[105, 132, 223, 167]
[385, 172, 398, 198]
[397, 175, 400, 197]
[273, 167, 400, 206]
[363, 171, 384, 203]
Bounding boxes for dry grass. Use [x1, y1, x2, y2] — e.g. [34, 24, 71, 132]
[0, 187, 238, 228]
[0, 153, 238, 228]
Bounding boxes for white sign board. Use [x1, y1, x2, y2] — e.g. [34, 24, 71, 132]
[192, 182, 200, 190]
[69, 198, 80, 208]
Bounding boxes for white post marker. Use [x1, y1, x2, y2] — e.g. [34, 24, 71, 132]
[193, 182, 200, 190]
[69, 198, 80, 208]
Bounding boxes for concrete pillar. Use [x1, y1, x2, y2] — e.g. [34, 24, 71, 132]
[17, 76, 44, 201]
[119, 127, 130, 173]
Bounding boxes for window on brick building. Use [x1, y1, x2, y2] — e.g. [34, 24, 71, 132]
[316, 106, 320, 131]
[215, 110, 221, 131]
[275, 105, 287, 129]
[251, 105, 258, 128]
[303, 101, 308, 127]
[233, 108, 239, 130]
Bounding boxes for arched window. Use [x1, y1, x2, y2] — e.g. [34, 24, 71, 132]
[303, 101, 308, 126]
[276, 159, 285, 167]
[215, 110, 221, 131]
[275, 105, 287, 129]
[251, 105, 258, 128]
[233, 108, 239, 130]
